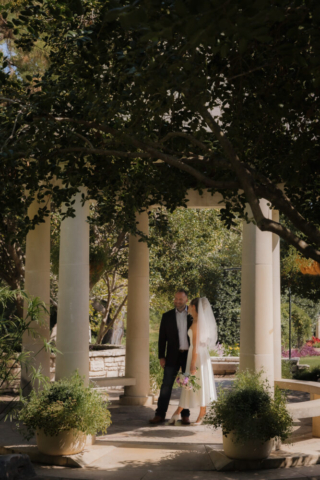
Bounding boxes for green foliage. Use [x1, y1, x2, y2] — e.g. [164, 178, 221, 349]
[223, 343, 240, 357]
[18, 372, 111, 440]
[149, 209, 242, 345]
[293, 366, 320, 382]
[212, 272, 241, 346]
[205, 370, 293, 444]
[281, 243, 320, 310]
[281, 303, 313, 349]
[281, 360, 293, 380]
[149, 341, 164, 395]
[0, 287, 55, 395]
[2, 0, 320, 267]
[149, 309, 163, 344]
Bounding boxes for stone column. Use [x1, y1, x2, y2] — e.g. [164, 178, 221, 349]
[272, 210, 282, 380]
[240, 200, 274, 387]
[55, 188, 90, 384]
[22, 198, 51, 393]
[120, 211, 153, 405]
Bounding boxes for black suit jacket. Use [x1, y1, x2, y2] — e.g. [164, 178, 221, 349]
[158, 308, 193, 368]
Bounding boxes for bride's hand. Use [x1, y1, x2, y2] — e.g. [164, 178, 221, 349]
[190, 364, 196, 375]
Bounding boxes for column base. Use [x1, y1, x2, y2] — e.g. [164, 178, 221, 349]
[86, 435, 96, 446]
[119, 394, 154, 406]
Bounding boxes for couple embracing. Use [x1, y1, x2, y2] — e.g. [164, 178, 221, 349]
[149, 289, 217, 426]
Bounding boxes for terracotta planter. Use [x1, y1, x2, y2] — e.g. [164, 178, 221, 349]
[223, 431, 273, 460]
[36, 428, 86, 456]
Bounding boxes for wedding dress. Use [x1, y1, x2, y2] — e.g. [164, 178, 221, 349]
[179, 328, 217, 408]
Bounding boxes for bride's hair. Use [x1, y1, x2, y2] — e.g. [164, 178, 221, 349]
[190, 297, 200, 312]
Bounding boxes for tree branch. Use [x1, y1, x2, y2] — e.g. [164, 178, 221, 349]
[1, 110, 22, 153]
[0, 97, 24, 105]
[198, 105, 266, 223]
[254, 183, 320, 247]
[101, 295, 128, 339]
[47, 147, 151, 158]
[91, 298, 106, 315]
[160, 132, 212, 152]
[31, 112, 320, 261]
[5, 242, 25, 279]
[38, 116, 240, 190]
[50, 297, 58, 308]
[258, 217, 320, 262]
[227, 64, 269, 82]
[71, 132, 94, 149]
[198, 106, 320, 262]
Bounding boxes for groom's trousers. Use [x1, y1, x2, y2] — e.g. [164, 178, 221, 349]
[155, 350, 190, 419]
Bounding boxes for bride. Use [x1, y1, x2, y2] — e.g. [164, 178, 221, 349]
[169, 297, 217, 425]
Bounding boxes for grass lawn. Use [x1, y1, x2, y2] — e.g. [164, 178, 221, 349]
[301, 356, 320, 369]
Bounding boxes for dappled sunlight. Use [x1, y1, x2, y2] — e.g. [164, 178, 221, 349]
[92, 443, 215, 471]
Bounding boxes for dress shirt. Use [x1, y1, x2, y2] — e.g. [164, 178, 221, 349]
[176, 307, 189, 350]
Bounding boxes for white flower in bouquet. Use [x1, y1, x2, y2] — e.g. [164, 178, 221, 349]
[176, 371, 200, 392]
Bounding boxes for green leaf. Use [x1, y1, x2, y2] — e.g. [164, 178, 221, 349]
[239, 38, 248, 54]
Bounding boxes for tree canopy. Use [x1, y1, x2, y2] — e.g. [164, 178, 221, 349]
[1, 0, 320, 262]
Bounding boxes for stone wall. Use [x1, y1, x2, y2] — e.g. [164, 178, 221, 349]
[1, 347, 126, 394]
[2, 350, 240, 394]
[50, 347, 126, 381]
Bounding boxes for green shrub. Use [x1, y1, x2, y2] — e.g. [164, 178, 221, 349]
[18, 372, 111, 440]
[210, 271, 241, 346]
[149, 342, 163, 394]
[205, 370, 292, 444]
[281, 360, 293, 379]
[293, 366, 320, 382]
[0, 288, 54, 397]
[281, 303, 312, 349]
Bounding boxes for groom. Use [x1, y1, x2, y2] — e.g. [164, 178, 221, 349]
[149, 288, 193, 425]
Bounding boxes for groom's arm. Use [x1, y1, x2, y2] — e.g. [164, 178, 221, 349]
[158, 314, 167, 368]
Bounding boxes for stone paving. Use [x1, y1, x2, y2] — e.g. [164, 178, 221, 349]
[1, 378, 320, 480]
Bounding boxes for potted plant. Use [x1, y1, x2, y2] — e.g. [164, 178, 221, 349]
[18, 372, 111, 456]
[205, 370, 292, 460]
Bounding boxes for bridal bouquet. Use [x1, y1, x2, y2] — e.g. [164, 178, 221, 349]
[176, 372, 200, 392]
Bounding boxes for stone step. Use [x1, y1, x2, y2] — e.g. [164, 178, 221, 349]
[90, 376, 136, 388]
[211, 362, 239, 374]
[210, 356, 239, 362]
[0, 445, 115, 468]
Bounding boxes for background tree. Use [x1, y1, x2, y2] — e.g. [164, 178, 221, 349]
[281, 303, 313, 350]
[281, 244, 320, 336]
[0, 2, 50, 314]
[149, 208, 242, 344]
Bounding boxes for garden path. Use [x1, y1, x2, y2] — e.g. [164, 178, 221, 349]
[0, 378, 319, 480]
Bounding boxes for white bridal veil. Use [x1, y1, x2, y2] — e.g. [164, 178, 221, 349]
[196, 297, 218, 351]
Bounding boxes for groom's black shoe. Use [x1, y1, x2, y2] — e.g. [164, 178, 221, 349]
[181, 416, 190, 425]
[149, 415, 165, 424]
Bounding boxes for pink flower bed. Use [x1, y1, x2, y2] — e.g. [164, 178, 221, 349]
[282, 344, 320, 358]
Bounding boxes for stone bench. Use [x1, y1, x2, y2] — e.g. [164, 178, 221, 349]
[90, 376, 136, 388]
[275, 379, 320, 437]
